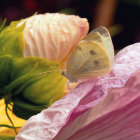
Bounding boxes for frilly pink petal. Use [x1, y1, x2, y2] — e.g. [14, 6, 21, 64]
[55, 70, 140, 140]
[23, 13, 89, 61]
[16, 43, 140, 140]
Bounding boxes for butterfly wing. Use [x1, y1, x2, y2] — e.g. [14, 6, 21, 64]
[66, 42, 110, 81]
[90, 26, 114, 66]
[63, 26, 114, 82]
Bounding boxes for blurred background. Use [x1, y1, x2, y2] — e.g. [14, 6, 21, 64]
[0, 0, 140, 50]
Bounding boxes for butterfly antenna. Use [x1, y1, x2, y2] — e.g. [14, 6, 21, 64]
[36, 65, 63, 76]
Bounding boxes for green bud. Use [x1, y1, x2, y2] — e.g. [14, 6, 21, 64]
[0, 18, 66, 120]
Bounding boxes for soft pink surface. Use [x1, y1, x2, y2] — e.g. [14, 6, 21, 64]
[16, 43, 140, 140]
[57, 70, 140, 140]
[23, 13, 89, 61]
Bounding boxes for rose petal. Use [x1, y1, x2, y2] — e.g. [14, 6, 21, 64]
[23, 13, 89, 61]
[16, 43, 140, 140]
[55, 70, 140, 140]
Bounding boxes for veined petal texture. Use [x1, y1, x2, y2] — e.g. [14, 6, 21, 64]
[23, 13, 89, 61]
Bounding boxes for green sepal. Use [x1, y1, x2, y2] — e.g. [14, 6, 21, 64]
[12, 97, 47, 120]
[0, 136, 15, 140]
[0, 19, 7, 32]
[2, 57, 66, 119]
[0, 56, 13, 88]
[0, 19, 25, 57]
[0, 17, 67, 120]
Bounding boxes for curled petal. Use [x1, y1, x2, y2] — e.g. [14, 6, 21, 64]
[23, 13, 89, 61]
[16, 43, 140, 140]
[55, 70, 140, 140]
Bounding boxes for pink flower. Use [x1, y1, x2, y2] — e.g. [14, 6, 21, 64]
[16, 43, 140, 140]
[22, 13, 89, 61]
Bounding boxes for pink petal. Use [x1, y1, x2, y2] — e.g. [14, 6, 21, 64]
[23, 13, 89, 61]
[16, 43, 140, 140]
[55, 70, 140, 140]
[69, 42, 140, 122]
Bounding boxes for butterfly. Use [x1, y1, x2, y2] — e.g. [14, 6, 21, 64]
[61, 26, 114, 82]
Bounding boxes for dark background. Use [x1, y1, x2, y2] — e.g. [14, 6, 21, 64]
[0, 0, 140, 50]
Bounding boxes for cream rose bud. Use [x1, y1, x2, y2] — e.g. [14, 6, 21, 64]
[21, 13, 89, 61]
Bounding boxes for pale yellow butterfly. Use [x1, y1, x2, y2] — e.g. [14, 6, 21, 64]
[62, 26, 114, 82]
